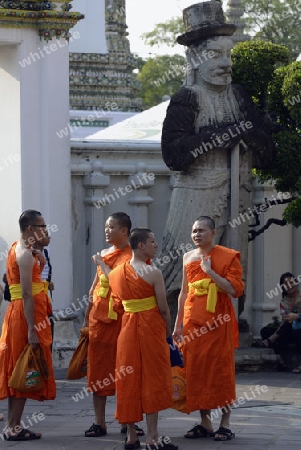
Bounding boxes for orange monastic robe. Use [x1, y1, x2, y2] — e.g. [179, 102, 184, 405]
[0, 242, 56, 401]
[109, 262, 173, 423]
[183, 245, 244, 413]
[88, 245, 132, 396]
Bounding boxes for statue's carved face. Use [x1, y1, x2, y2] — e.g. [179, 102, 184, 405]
[193, 36, 234, 86]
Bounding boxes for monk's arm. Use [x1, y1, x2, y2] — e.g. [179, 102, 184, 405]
[201, 255, 236, 297]
[18, 250, 40, 348]
[153, 270, 171, 337]
[173, 259, 188, 339]
[92, 253, 111, 278]
[83, 271, 98, 327]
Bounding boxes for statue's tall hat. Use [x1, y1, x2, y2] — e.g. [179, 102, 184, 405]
[177, 1, 236, 46]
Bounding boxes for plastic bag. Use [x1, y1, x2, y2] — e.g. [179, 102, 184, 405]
[171, 365, 187, 413]
[8, 344, 48, 392]
[66, 327, 89, 380]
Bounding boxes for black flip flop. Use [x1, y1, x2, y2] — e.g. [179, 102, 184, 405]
[4, 429, 41, 441]
[184, 424, 214, 438]
[214, 427, 235, 441]
[84, 423, 107, 437]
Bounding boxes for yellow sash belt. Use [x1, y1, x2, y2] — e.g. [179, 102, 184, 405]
[123, 296, 157, 313]
[97, 274, 110, 298]
[9, 282, 50, 302]
[188, 279, 222, 313]
[96, 274, 117, 321]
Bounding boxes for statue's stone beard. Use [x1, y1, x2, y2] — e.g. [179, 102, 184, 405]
[192, 83, 245, 129]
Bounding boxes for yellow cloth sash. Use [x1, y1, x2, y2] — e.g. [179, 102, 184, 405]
[9, 282, 50, 301]
[188, 279, 222, 313]
[122, 296, 157, 313]
[97, 274, 110, 298]
[96, 274, 117, 321]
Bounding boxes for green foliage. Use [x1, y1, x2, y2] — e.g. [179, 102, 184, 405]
[241, 0, 301, 60]
[233, 41, 301, 227]
[283, 197, 301, 226]
[137, 54, 185, 109]
[232, 40, 289, 110]
[141, 17, 184, 48]
[282, 62, 301, 125]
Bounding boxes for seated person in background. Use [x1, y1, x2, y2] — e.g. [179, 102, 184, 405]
[261, 272, 301, 372]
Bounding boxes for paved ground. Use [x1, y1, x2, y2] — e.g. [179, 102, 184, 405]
[0, 369, 301, 449]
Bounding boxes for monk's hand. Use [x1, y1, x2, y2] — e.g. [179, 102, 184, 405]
[32, 248, 46, 267]
[48, 282, 55, 292]
[92, 253, 109, 270]
[172, 325, 182, 342]
[28, 328, 40, 350]
[200, 255, 211, 273]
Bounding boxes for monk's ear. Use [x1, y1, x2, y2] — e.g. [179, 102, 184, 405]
[137, 241, 145, 250]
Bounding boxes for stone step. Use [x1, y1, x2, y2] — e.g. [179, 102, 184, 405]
[235, 347, 279, 371]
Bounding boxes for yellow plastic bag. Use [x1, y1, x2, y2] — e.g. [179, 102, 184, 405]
[66, 327, 89, 380]
[171, 365, 187, 413]
[8, 344, 48, 392]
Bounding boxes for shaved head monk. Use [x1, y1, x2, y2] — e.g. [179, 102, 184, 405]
[109, 228, 178, 450]
[83, 212, 144, 438]
[0, 210, 56, 441]
[173, 216, 244, 441]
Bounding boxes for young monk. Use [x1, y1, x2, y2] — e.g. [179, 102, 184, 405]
[109, 228, 178, 450]
[0, 210, 56, 441]
[173, 216, 244, 442]
[83, 212, 144, 438]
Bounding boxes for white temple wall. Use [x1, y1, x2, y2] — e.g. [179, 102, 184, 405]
[0, 28, 73, 317]
[71, 143, 297, 337]
[0, 38, 22, 279]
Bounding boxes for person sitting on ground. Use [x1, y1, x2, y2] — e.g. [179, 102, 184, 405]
[260, 272, 301, 372]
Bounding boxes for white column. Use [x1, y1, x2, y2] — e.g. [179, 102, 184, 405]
[0, 28, 73, 311]
[0, 39, 22, 281]
[128, 164, 154, 227]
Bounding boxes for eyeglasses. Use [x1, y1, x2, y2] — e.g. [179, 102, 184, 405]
[31, 224, 47, 228]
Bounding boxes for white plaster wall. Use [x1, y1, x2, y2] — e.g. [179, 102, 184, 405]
[70, 143, 297, 338]
[0, 40, 21, 283]
[69, 0, 108, 54]
[251, 181, 293, 336]
[0, 28, 73, 313]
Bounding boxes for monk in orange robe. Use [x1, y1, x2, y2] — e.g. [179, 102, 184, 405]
[0, 210, 56, 441]
[173, 216, 244, 442]
[83, 213, 145, 438]
[109, 228, 178, 450]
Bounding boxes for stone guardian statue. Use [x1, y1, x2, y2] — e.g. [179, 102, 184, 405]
[160, 1, 275, 311]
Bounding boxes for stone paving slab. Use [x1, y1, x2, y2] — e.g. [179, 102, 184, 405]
[0, 371, 301, 449]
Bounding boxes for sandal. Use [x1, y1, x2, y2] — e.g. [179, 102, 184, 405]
[292, 366, 301, 373]
[4, 428, 41, 441]
[84, 423, 107, 437]
[214, 427, 235, 441]
[121, 424, 145, 436]
[124, 438, 141, 450]
[146, 437, 178, 449]
[184, 424, 214, 438]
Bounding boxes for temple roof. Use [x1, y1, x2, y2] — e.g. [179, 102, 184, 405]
[82, 100, 169, 143]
